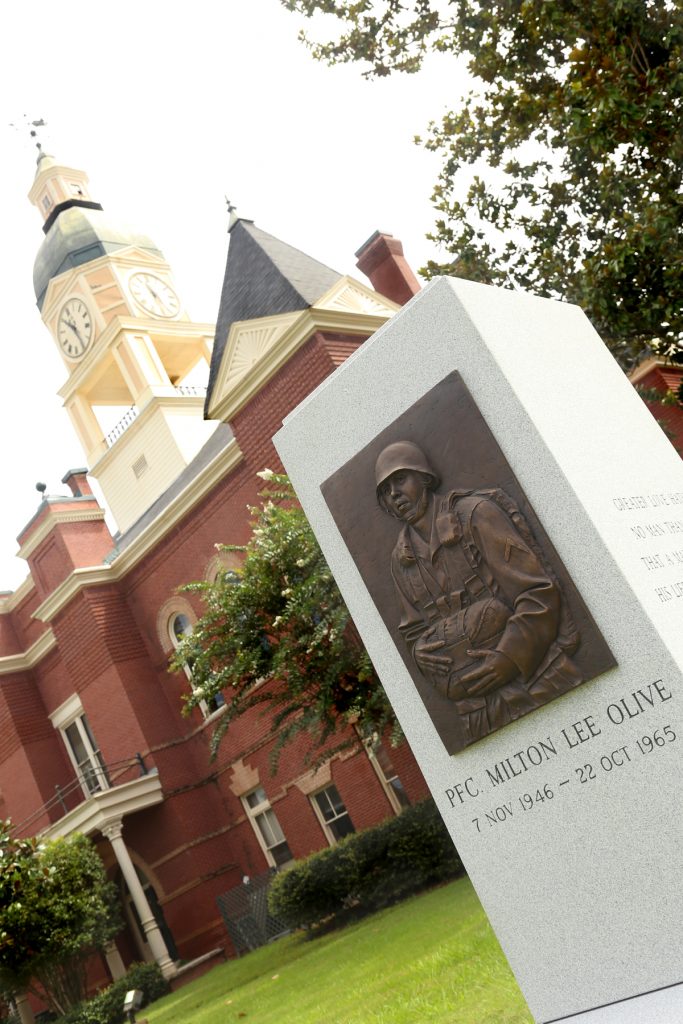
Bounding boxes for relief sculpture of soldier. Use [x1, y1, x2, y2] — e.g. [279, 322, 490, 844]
[375, 441, 585, 746]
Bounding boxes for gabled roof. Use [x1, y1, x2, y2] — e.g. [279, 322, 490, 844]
[205, 220, 341, 412]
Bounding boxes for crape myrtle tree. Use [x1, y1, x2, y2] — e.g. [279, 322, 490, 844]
[173, 472, 395, 766]
[281, 0, 683, 376]
[0, 824, 121, 1015]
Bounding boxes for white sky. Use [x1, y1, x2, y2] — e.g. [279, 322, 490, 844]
[0, 0, 470, 590]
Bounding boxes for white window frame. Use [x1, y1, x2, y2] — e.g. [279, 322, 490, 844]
[310, 784, 355, 846]
[168, 611, 202, 705]
[50, 694, 109, 799]
[242, 786, 293, 869]
[168, 611, 226, 718]
[364, 736, 410, 815]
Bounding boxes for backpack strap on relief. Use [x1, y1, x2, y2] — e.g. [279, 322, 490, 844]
[437, 493, 495, 602]
[465, 487, 581, 654]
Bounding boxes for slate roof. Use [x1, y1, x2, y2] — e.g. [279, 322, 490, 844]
[205, 220, 342, 414]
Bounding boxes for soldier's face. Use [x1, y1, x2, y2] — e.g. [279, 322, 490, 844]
[382, 470, 429, 523]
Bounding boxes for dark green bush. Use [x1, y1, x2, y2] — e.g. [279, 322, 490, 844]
[268, 799, 463, 932]
[57, 963, 168, 1024]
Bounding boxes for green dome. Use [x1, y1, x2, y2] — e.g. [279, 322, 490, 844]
[34, 205, 163, 310]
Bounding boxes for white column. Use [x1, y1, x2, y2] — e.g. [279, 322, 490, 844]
[199, 336, 213, 366]
[66, 393, 107, 463]
[102, 820, 176, 979]
[104, 940, 126, 981]
[14, 994, 35, 1024]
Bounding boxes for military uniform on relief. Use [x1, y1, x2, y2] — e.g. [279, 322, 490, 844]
[381, 448, 583, 745]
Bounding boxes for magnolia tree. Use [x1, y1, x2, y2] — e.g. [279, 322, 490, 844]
[0, 824, 120, 1015]
[173, 472, 396, 766]
[282, 0, 683, 375]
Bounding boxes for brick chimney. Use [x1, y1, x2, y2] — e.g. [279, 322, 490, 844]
[61, 468, 94, 497]
[355, 231, 421, 306]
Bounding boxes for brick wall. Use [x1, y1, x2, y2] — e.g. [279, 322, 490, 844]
[0, 317, 433, 975]
[230, 332, 363, 472]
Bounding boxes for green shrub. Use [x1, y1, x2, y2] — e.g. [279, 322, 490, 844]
[57, 963, 168, 1024]
[268, 799, 463, 932]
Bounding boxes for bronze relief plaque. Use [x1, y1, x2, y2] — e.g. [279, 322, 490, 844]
[321, 371, 616, 755]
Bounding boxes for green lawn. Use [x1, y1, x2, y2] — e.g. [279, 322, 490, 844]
[146, 877, 532, 1024]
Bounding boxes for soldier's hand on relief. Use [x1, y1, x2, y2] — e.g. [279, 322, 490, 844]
[461, 649, 518, 695]
[414, 631, 451, 676]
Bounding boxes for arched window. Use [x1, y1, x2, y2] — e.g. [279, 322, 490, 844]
[205, 549, 244, 585]
[169, 612, 193, 648]
[167, 610, 224, 718]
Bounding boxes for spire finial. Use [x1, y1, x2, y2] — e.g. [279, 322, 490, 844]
[225, 196, 239, 231]
[9, 115, 50, 163]
[29, 117, 47, 160]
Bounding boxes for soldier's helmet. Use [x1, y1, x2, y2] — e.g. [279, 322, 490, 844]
[375, 441, 439, 502]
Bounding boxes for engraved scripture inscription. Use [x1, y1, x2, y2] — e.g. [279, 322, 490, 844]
[322, 372, 616, 755]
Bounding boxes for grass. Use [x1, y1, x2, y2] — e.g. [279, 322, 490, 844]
[146, 877, 532, 1024]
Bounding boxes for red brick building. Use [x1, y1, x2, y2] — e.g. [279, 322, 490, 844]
[1, 154, 429, 1010]
[629, 358, 683, 457]
[10, 151, 679, 1017]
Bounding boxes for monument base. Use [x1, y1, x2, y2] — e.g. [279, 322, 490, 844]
[552, 983, 683, 1023]
[274, 277, 683, 1024]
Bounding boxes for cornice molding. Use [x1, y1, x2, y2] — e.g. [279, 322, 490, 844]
[628, 357, 670, 385]
[41, 770, 164, 840]
[98, 248, 170, 272]
[34, 566, 112, 622]
[212, 311, 300, 403]
[58, 316, 215, 401]
[28, 162, 89, 205]
[18, 508, 107, 561]
[88, 390, 208, 477]
[42, 247, 171, 322]
[0, 629, 56, 675]
[49, 691, 84, 728]
[0, 574, 36, 613]
[207, 276, 397, 425]
[317, 276, 400, 318]
[34, 437, 243, 623]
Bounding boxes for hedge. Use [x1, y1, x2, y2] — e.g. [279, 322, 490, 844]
[57, 963, 168, 1024]
[268, 799, 463, 932]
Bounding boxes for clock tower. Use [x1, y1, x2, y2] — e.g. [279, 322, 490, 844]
[29, 151, 217, 533]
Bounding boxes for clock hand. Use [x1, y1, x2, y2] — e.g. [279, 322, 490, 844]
[141, 283, 159, 310]
[147, 284, 165, 312]
[66, 319, 84, 345]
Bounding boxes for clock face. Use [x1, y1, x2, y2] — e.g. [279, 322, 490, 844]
[57, 298, 93, 360]
[129, 273, 180, 318]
